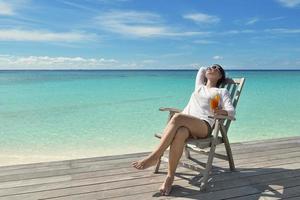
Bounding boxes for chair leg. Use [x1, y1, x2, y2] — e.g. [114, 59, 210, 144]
[200, 143, 218, 191]
[221, 128, 235, 171]
[200, 120, 220, 191]
[224, 141, 235, 171]
[154, 156, 162, 173]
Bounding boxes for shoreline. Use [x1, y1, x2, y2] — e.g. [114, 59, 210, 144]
[0, 149, 149, 167]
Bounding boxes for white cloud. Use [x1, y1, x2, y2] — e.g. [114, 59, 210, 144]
[268, 16, 285, 21]
[277, 0, 300, 7]
[95, 10, 165, 37]
[95, 10, 211, 38]
[0, 55, 119, 69]
[213, 55, 223, 60]
[160, 52, 189, 58]
[0, 29, 96, 42]
[246, 17, 259, 25]
[0, 0, 29, 16]
[217, 28, 300, 36]
[193, 39, 217, 44]
[183, 13, 220, 24]
[221, 29, 256, 35]
[142, 59, 157, 64]
[0, 55, 186, 69]
[264, 28, 300, 34]
[0, 1, 15, 15]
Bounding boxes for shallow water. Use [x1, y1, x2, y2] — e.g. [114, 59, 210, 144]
[0, 70, 299, 165]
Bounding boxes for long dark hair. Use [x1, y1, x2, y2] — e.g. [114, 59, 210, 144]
[204, 64, 226, 88]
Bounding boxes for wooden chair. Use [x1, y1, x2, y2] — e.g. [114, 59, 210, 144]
[154, 77, 246, 191]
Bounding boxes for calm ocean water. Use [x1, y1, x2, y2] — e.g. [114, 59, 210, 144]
[0, 70, 300, 165]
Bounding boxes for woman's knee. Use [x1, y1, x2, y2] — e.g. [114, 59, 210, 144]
[171, 113, 186, 125]
[174, 126, 190, 141]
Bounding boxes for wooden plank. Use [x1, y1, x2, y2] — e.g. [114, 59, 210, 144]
[0, 152, 149, 171]
[229, 186, 300, 200]
[284, 196, 300, 200]
[221, 182, 300, 200]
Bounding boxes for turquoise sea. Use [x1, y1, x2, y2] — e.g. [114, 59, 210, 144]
[0, 70, 300, 166]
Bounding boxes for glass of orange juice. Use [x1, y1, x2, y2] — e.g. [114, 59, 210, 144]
[210, 94, 220, 113]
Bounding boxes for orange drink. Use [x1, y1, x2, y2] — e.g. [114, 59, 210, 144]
[210, 94, 220, 112]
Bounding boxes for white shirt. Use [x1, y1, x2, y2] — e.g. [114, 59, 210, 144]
[181, 67, 235, 127]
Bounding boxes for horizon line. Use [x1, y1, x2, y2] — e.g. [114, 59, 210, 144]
[0, 68, 300, 71]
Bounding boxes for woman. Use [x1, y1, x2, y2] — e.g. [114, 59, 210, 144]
[132, 64, 235, 195]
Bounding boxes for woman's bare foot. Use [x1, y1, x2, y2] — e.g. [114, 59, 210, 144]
[159, 176, 174, 196]
[132, 155, 158, 170]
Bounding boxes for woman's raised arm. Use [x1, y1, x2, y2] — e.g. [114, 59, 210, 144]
[195, 67, 206, 91]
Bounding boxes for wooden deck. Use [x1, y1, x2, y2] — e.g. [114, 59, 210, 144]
[0, 136, 299, 200]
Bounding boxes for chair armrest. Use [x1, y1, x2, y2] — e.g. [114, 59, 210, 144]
[208, 115, 236, 121]
[159, 107, 182, 113]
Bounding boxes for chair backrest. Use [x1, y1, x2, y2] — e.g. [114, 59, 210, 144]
[220, 78, 246, 130]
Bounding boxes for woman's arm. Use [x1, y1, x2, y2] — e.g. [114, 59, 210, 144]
[214, 109, 228, 116]
[195, 67, 206, 91]
[216, 89, 235, 117]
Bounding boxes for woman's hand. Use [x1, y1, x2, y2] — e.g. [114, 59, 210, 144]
[214, 108, 228, 116]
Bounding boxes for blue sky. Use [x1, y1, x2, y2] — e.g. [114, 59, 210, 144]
[0, 0, 300, 70]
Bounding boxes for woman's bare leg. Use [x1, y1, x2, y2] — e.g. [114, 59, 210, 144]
[159, 117, 209, 195]
[168, 127, 190, 177]
[132, 113, 184, 169]
[132, 114, 209, 170]
[159, 126, 190, 195]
